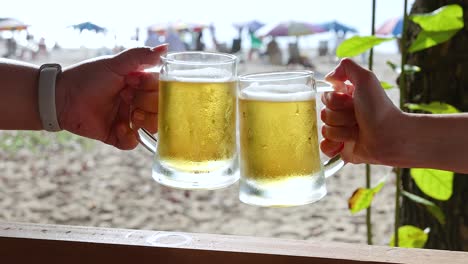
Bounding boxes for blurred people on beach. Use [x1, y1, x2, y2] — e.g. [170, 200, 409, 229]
[265, 37, 282, 65]
[195, 31, 205, 51]
[145, 29, 165, 48]
[166, 29, 186, 52]
[287, 40, 315, 70]
[230, 27, 243, 54]
[248, 30, 262, 61]
[4, 37, 17, 58]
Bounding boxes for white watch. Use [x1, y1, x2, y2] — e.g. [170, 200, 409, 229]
[38, 63, 62, 132]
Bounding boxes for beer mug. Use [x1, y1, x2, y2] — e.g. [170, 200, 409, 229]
[136, 51, 239, 190]
[238, 71, 344, 207]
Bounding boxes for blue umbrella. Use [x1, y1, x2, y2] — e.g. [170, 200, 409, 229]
[233, 20, 265, 33]
[71, 22, 106, 33]
[246, 20, 265, 32]
[320, 20, 358, 34]
[391, 18, 403, 35]
[259, 21, 326, 37]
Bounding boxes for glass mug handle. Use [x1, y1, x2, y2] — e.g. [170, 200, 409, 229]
[315, 80, 345, 178]
[129, 69, 161, 154]
[129, 112, 158, 154]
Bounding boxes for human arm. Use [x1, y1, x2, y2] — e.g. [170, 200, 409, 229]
[0, 44, 168, 150]
[321, 58, 468, 173]
[0, 59, 45, 130]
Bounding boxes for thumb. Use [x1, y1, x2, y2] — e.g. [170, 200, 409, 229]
[325, 58, 386, 100]
[325, 58, 377, 88]
[109, 44, 168, 75]
[326, 58, 397, 124]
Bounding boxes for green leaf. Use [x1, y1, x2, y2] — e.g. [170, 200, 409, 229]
[380, 81, 394, 90]
[372, 181, 385, 193]
[409, 5, 464, 53]
[410, 168, 454, 201]
[402, 191, 446, 225]
[389, 225, 429, 248]
[411, 4, 464, 32]
[348, 180, 385, 214]
[336, 36, 394, 58]
[405, 102, 460, 114]
[409, 30, 459, 53]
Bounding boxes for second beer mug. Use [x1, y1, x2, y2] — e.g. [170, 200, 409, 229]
[238, 71, 344, 207]
[136, 51, 239, 190]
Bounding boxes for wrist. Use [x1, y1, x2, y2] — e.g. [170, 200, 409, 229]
[375, 110, 412, 167]
[384, 112, 428, 168]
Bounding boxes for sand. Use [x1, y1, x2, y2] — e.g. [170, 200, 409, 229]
[0, 46, 401, 246]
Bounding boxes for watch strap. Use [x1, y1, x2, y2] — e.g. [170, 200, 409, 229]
[38, 63, 62, 132]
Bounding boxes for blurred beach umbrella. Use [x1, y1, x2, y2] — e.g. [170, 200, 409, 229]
[147, 22, 167, 34]
[71, 21, 107, 33]
[376, 17, 403, 36]
[258, 21, 326, 37]
[0, 18, 28, 31]
[148, 21, 207, 33]
[233, 20, 265, 32]
[320, 20, 358, 34]
[169, 21, 207, 32]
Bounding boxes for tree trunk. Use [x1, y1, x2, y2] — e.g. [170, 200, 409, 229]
[401, 0, 468, 251]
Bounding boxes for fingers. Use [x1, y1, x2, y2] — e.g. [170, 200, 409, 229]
[110, 44, 168, 75]
[125, 71, 159, 91]
[322, 125, 358, 142]
[131, 108, 158, 134]
[121, 71, 159, 136]
[121, 72, 159, 112]
[133, 90, 158, 113]
[325, 58, 374, 87]
[321, 91, 354, 111]
[115, 122, 139, 150]
[320, 139, 344, 158]
[320, 89, 357, 156]
[321, 107, 356, 126]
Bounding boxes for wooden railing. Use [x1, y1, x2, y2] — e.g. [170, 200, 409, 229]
[0, 221, 467, 264]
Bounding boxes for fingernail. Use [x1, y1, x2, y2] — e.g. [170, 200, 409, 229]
[334, 82, 347, 93]
[152, 43, 168, 52]
[325, 70, 335, 80]
[133, 109, 145, 122]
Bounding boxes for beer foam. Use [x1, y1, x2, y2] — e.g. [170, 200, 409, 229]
[163, 68, 234, 82]
[239, 83, 315, 101]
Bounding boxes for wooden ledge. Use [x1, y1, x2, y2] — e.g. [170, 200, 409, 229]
[0, 221, 466, 264]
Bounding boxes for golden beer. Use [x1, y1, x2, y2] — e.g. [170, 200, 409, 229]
[157, 79, 237, 172]
[238, 71, 342, 206]
[239, 87, 321, 183]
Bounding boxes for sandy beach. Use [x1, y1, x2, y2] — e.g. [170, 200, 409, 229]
[0, 46, 401, 245]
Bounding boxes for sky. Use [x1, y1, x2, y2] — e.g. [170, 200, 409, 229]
[0, 0, 415, 52]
